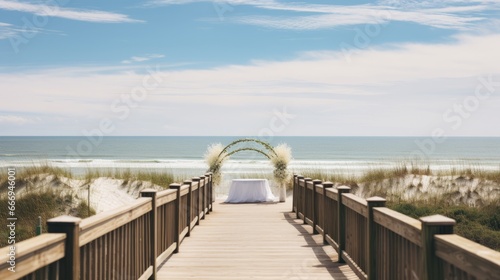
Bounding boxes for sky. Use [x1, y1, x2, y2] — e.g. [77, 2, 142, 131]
[1, 0, 500, 136]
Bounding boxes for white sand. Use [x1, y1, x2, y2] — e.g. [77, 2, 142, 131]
[14, 174, 163, 214]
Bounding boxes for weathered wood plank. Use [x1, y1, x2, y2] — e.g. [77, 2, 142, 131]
[0, 233, 65, 280]
[342, 193, 368, 217]
[79, 198, 152, 246]
[326, 187, 338, 200]
[435, 234, 500, 280]
[156, 189, 177, 206]
[158, 199, 358, 279]
[373, 207, 422, 246]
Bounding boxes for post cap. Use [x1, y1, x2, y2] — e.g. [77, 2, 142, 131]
[366, 196, 386, 203]
[312, 179, 322, 184]
[47, 215, 82, 225]
[169, 183, 182, 189]
[420, 214, 456, 226]
[141, 188, 157, 193]
[337, 186, 351, 192]
[322, 181, 334, 187]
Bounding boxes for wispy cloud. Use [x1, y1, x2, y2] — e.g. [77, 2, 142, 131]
[152, 0, 497, 30]
[0, 21, 63, 40]
[122, 54, 165, 64]
[0, 0, 143, 23]
[2, 33, 499, 110]
[0, 22, 17, 39]
[0, 115, 40, 125]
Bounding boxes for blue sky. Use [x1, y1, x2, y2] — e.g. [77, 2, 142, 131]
[1, 0, 500, 136]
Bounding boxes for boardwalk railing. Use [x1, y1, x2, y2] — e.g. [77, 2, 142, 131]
[0, 173, 213, 280]
[293, 174, 500, 280]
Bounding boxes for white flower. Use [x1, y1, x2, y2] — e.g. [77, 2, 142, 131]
[204, 143, 228, 186]
[270, 143, 292, 184]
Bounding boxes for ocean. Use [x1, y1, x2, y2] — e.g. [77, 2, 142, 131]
[1, 136, 500, 178]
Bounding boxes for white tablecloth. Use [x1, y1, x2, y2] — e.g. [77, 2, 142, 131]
[225, 179, 277, 203]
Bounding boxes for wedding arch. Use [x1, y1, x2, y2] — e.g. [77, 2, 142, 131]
[204, 138, 292, 200]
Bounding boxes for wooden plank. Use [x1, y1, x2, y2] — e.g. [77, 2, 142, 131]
[79, 198, 152, 246]
[316, 185, 324, 194]
[180, 227, 189, 243]
[325, 188, 339, 201]
[325, 234, 340, 251]
[157, 243, 177, 266]
[191, 181, 199, 191]
[158, 199, 358, 279]
[157, 190, 177, 207]
[0, 234, 65, 280]
[138, 266, 153, 280]
[373, 207, 422, 246]
[180, 185, 190, 196]
[305, 217, 314, 227]
[342, 251, 368, 280]
[435, 234, 500, 279]
[306, 180, 314, 190]
[342, 193, 368, 217]
[315, 225, 324, 235]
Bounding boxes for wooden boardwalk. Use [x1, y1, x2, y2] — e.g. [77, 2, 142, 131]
[158, 198, 358, 280]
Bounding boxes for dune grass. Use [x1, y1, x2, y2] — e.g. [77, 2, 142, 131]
[389, 199, 500, 251]
[298, 163, 500, 184]
[0, 188, 95, 248]
[83, 168, 177, 188]
[0, 165, 177, 247]
[296, 164, 500, 251]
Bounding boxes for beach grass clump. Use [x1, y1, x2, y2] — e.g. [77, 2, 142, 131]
[81, 168, 177, 188]
[0, 188, 95, 247]
[132, 170, 176, 188]
[17, 165, 73, 179]
[389, 199, 500, 251]
[0, 165, 73, 188]
[298, 169, 355, 185]
[204, 143, 228, 186]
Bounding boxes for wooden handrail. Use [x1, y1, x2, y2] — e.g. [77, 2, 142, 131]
[0, 172, 213, 280]
[0, 233, 65, 280]
[435, 234, 500, 279]
[291, 174, 500, 280]
[79, 197, 152, 246]
[373, 207, 422, 246]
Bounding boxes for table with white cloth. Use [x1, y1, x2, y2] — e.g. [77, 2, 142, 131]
[225, 179, 277, 203]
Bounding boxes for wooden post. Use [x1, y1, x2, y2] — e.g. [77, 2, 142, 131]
[169, 183, 182, 253]
[47, 216, 81, 280]
[366, 196, 386, 280]
[420, 215, 456, 280]
[202, 174, 210, 215]
[183, 180, 193, 237]
[296, 175, 304, 219]
[140, 189, 158, 280]
[205, 173, 213, 212]
[312, 179, 322, 234]
[292, 174, 297, 212]
[337, 186, 350, 263]
[200, 175, 207, 219]
[191, 177, 201, 225]
[303, 178, 312, 224]
[322, 181, 334, 245]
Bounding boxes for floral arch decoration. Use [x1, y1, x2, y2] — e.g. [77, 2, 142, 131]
[204, 138, 292, 187]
